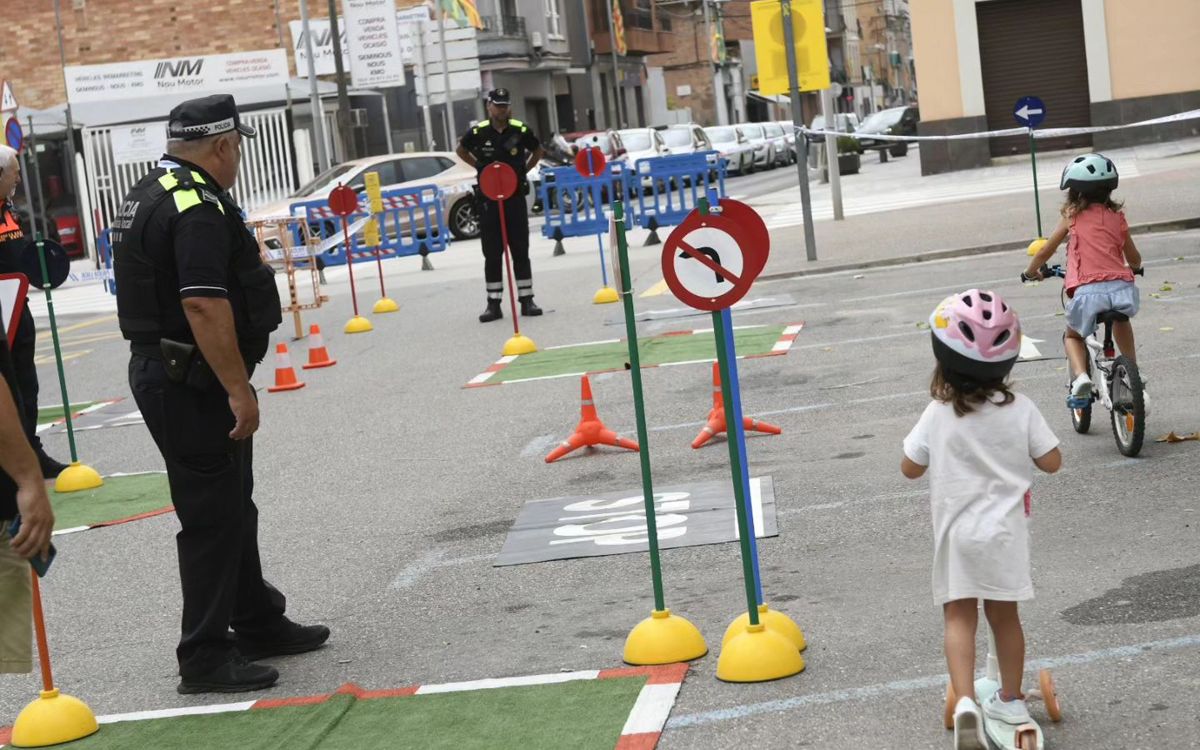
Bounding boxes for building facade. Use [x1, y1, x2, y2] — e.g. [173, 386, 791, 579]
[912, 0, 1200, 174]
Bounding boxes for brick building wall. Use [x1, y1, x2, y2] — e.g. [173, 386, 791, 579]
[1, 0, 426, 111]
[648, 4, 717, 124]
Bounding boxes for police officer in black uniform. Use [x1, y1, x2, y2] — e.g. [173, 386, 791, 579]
[113, 95, 328, 694]
[0, 145, 69, 479]
[456, 88, 546, 323]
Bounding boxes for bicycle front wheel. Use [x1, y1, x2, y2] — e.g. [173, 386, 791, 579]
[1110, 355, 1146, 457]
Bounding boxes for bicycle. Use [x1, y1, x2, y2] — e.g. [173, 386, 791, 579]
[1023, 264, 1147, 457]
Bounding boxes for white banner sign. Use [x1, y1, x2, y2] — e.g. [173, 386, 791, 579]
[109, 122, 168, 165]
[343, 0, 406, 89]
[64, 50, 288, 104]
[289, 20, 349, 77]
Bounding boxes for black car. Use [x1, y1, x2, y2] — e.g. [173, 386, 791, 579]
[853, 106, 920, 156]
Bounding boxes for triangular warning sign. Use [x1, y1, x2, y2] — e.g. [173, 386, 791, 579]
[0, 81, 17, 113]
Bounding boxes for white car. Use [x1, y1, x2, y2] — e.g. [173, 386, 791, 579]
[703, 126, 755, 175]
[250, 152, 480, 240]
[762, 122, 793, 165]
[613, 128, 671, 166]
[659, 124, 713, 156]
[776, 119, 798, 158]
[737, 123, 778, 169]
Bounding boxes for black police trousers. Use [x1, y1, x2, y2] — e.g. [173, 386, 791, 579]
[10, 311, 48, 456]
[129, 355, 286, 675]
[480, 195, 533, 301]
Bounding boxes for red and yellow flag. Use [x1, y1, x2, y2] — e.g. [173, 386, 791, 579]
[440, 0, 483, 29]
[612, 3, 628, 55]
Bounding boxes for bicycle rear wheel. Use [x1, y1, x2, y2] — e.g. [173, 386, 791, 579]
[1110, 355, 1145, 457]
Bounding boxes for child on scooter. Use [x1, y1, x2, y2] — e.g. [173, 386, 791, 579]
[901, 289, 1062, 750]
[1023, 153, 1144, 404]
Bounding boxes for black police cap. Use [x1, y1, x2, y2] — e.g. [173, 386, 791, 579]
[167, 94, 257, 141]
[486, 88, 511, 105]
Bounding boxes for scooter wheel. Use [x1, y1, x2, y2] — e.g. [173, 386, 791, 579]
[1039, 668, 1063, 722]
[1018, 728, 1039, 750]
[943, 683, 956, 729]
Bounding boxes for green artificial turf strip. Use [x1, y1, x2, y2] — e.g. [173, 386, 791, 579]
[36, 401, 99, 425]
[48, 677, 648, 750]
[51, 473, 172, 530]
[496, 325, 785, 382]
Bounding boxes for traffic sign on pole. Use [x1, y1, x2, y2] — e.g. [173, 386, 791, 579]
[1013, 96, 1046, 128]
[4, 117, 23, 152]
[0, 80, 17, 113]
[575, 147, 607, 178]
[661, 198, 769, 312]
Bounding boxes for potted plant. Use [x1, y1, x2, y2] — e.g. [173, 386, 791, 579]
[837, 136, 862, 175]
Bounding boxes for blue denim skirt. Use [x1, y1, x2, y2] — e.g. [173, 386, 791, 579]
[1067, 280, 1140, 337]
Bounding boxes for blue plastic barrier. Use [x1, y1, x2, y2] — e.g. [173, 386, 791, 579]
[539, 162, 633, 255]
[288, 183, 450, 267]
[631, 151, 727, 243]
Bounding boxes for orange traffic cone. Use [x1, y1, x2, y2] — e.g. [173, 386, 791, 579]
[545, 375, 639, 463]
[267, 342, 306, 393]
[692, 362, 780, 449]
[302, 324, 337, 369]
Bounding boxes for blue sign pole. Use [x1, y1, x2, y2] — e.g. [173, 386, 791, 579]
[720, 305, 764, 606]
[1013, 96, 1047, 237]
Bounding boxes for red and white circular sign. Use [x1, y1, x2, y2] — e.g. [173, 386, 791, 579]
[328, 184, 359, 217]
[574, 147, 607, 178]
[660, 199, 769, 311]
[479, 162, 519, 201]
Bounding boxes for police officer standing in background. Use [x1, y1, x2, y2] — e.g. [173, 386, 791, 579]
[456, 88, 546, 323]
[0, 145, 69, 479]
[113, 95, 328, 694]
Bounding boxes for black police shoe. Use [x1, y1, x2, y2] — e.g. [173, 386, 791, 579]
[479, 300, 503, 323]
[235, 619, 331, 662]
[177, 656, 279, 695]
[38, 452, 69, 480]
[520, 297, 543, 316]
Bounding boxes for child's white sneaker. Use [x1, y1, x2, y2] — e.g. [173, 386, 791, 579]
[953, 696, 987, 750]
[983, 691, 1033, 725]
[1071, 373, 1093, 399]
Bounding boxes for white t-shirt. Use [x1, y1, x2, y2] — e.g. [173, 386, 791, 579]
[903, 393, 1059, 605]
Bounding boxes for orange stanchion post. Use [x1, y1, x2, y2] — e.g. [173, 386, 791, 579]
[692, 361, 781, 449]
[545, 375, 640, 463]
[302, 324, 337, 369]
[267, 342, 306, 393]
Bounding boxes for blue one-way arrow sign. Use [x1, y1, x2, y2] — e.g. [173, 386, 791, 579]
[1013, 96, 1046, 128]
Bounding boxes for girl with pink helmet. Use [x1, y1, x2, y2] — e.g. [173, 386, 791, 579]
[901, 289, 1063, 750]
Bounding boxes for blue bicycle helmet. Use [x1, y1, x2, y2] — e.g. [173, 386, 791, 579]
[1060, 153, 1118, 194]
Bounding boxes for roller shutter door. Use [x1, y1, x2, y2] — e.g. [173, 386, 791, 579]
[977, 0, 1092, 157]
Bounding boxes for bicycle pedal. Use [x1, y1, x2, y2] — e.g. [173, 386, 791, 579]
[1066, 396, 1091, 409]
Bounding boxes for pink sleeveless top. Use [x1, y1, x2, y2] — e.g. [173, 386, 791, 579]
[1065, 205, 1132, 296]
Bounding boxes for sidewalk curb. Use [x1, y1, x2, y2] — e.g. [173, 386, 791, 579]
[760, 216, 1200, 281]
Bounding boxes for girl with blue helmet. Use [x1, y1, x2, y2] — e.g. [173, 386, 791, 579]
[1023, 153, 1145, 405]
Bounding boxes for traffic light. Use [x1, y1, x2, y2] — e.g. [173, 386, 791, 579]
[751, 0, 830, 95]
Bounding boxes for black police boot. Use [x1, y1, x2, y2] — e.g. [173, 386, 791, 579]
[479, 299, 503, 323]
[177, 655, 279, 695]
[520, 297, 543, 317]
[38, 451, 69, 480]
[235, 618, 331, 662]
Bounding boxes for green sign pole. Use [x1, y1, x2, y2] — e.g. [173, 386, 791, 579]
[1029, 128, 1043, 237]
[613, 199, 664, 612]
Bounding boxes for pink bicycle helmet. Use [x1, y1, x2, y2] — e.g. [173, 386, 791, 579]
[929, 289, 1021, 380]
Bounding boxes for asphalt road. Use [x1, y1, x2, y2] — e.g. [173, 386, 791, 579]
[2, 218, 1198, 748]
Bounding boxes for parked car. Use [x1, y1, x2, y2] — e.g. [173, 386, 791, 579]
[250, 152, 481, 240]
[775, 119, 799, 158]
[761, 122, 793, 165]
[853, 106, 920, 156]
[703, 126, 755, 175]
[659, 124, 713, 156]
[737, 123, 778, 169]
[613, 128, 671, 166]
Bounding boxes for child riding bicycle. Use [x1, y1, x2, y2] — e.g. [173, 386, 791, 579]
[1023, 153, 1144, 405]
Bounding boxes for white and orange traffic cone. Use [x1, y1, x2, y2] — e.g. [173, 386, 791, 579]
[302, 325, 337, 369]
[545, 375, 639, 463]
[267, 342, 306, 393]
[692, 362, 780, 448]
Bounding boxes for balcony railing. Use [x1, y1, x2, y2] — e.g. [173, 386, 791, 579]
[480, 15, 527, 37]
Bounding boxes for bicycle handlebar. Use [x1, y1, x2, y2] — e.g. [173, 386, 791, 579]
[1021, 263, 1142, 283]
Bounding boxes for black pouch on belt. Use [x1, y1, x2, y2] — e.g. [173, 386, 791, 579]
[160, 338, 216, 390]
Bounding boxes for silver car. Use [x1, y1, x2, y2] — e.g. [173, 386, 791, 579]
[762, 122, 793, 165]
[703, 126, 755, 175]
[737, 123, 777, 169]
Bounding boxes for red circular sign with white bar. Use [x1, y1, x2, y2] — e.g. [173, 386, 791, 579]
[328, 184, 359, 217]
[661, 199, 769, 311]
[574, 147, 607, 178]
[479, 162, 519, 201]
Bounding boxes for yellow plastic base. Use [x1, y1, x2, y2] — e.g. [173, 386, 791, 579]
[53, 462, 103, 493]
[11, 689, 99, 748]
[1027, 237, 1048, 257]
[722, 604, 806, 652]
[373, 297, 400, 314]
[623, 609, 708, 665]
[344, 315, 374, 334]
[593, 286, 619, 304]
[716, 623, 805, 683]
[502, 333, 538, 356]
